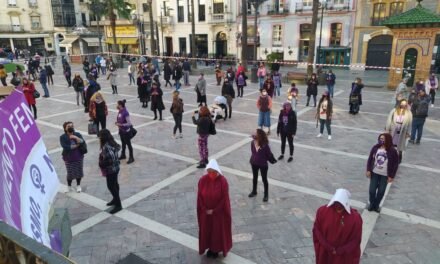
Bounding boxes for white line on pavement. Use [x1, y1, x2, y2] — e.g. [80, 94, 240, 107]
[71, 212, 111, 237]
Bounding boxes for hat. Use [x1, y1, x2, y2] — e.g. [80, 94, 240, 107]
[205, 159, 222, 175]
[323, 90, 329, 96]
[327, 188, 351, 214]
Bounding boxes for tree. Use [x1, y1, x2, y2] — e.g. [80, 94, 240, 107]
[93, 0, 132, 54]
[248, 0, 267, 65]
[241, 0, 248, 70]
[190, 0, 197, 69]
[307, 0, 320, 77]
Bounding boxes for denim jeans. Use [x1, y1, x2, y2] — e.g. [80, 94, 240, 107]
[41, 82, 49, 97]
[258, 111, 271, 128]
[410, 117, 426, 142]
[175, 80, 181, 91]
[290, 98, 298, 111]
[259, 77, 265, 89]
[183, 70, 190, 85]
[369, 172, 388, 209]
[319, 119, 331, 135]
[275, 85, 281, 96]
[128, 73, 135, 85]
[327, 84, 335, 97]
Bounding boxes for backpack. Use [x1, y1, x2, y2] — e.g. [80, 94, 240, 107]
[237, 75, 245, 86]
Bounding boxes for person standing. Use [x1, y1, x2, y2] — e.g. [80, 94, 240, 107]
[44, 63, 54, 85]
[385, 99, 412, 162]
[63, 62, 72, 87]
[128, 61, 136, 85]
[236, 71, 247, 98]
[306, 73, 319, 107]
[39, 67, 50, 98]
[150, 81, 165, 120]
[395, 78, 409, 107]
[89, 92, 108, 135]
[182, 58, 191, 86]
[107, 69, 118, 94]
[272, 71, 282, 97]
[221, 78, 235, 119]
[349, 78, 364, 115]
[277, 102, 297, 163]
[22, 77, 37, 119]
[287, 83, 299, 112]
[366, 133, 399, 212]
[257, 89, 273, 135]
[325, 70, 336, 98]
[72, 74, 85, 106]
[197, 159, 232, 259]
[90, 64, 99, 80]
[425, 73, 438, 107]
[313, 188, 362, 264]
[263, 74, 275, 98]
[60, 122, 85, 193]
[415, 79, 425, 93]
[116, 99, 135, 164]
[163, 60, 173, 87]
[95, 55, 102, 74]
[98, 129, 123, 214]
[195, 73, 207, 107]
[192, 106, 213, 169]
[84, 76, 101, 113]
[215, 65, 223, 86]
[257, 63, 267, 89]
[316, 91, 333, 140]
[173, 61, 183, 90]
[100, 56, 107, 75]
[83, 58, 90, 77]
[137, 74, 150, 108]
[171, 91, 184, 138]
[248, 129, 277, 202]
[0, 64, 7, 86]
[409, 89, 430, 144]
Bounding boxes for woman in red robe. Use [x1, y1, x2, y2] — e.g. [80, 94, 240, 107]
[197, 159, 232, 259]
[313, 188, 363, 264]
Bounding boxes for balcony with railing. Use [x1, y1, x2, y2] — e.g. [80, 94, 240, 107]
[371, 17, 388, 26]
[0, 24, 24, 32]
[161, 15, 174, 26]
[28, 1, 38, 8]
[267, 5, 289, 16]
[295, 1, 350, 14]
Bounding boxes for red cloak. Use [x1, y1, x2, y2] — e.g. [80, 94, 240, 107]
[197, 174, 232, 256]
[312, 205, 362, 264]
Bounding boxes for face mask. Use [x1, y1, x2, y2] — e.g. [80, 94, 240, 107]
[208, 171, 217, 180]
[67, 127, 74, 133]
[400, 105, 406, 109]
[262, 92, 267, 96]
[378, 139, 385, 145]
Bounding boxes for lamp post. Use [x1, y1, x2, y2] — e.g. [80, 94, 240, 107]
[160, 1, 173, 57]
[148, 0, 155, 55]
[317, 0, 327, 64]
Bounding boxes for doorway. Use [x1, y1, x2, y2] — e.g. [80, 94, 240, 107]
[366, 35, 393, 68]
[402, 48, 418, 87]
[215, 32, 227, 58]
[165, 37, 173, 56]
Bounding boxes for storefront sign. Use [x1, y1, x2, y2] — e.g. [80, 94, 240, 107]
[106, 25, 137, 38]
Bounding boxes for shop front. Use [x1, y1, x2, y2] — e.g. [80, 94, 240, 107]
[105, 25, 139, 55]
[317, 47, 351, 66]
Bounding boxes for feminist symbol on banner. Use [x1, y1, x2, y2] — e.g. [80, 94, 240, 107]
[30, 164, 45, 194]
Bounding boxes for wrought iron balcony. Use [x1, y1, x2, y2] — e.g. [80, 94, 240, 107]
[295, 1, 350, 13]
[160, 16, 174, 26]
[267, 5, 289, 15]
[0, 25, 24, 32]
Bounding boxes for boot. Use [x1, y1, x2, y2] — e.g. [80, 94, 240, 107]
[119, 154, 126, 160]
[248, 183, 257, 197]
[115, 86, 118, 94]
[263, 193, 268, 202]
[127, 157, 135, 164]
[159, 111, 163, 121]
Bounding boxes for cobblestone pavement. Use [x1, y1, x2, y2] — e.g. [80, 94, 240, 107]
[31, 61, 440, 264]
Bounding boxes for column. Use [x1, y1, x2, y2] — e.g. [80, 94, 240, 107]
[9, 38, 15, 51]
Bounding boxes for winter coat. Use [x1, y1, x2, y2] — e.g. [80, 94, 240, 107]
[23, 82, 36, 105]
[99, 143, 121, 176]
[349, 83, 364, 105]
[222, 83, 235, 99]
[164, 63, 172, 81]
[385, 108, 412, 152]
[307, 78, 319, 96]
[150, 86, 165, 111]
[277, 110, 297, 136]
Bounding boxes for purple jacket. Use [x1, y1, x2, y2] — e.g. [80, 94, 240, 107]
[366, 144, 399, 178]
[117, 108, 131, 134]
[250, 142, 276, 167]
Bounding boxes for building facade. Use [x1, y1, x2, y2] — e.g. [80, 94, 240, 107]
[0, 0, 55, 55]
[236, 0, 356, 65]
[352, 0, 440, 70]
[157, 0, 237, 59]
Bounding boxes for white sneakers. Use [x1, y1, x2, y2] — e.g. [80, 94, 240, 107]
[172, 134, 183, 139]
[66, 186, 82, 193]
[317, 134, 332, 140]
[432, 104, 435, 107]
[77, 186, 82, 193]
[68, 186, 75, 192]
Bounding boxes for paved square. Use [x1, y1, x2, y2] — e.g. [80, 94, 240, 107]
[33, 62, 440, 264]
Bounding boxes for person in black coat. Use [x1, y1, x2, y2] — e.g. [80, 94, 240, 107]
[276, 102, 297, 162]
[137, 74, 150, 108]
[173, 61, 183, 90]
[306, 73, 319, 107]
[349, 77, 364, 115]
[44, 63, 54, 85]
[163, 60, 173, 87]
[150, 81, 165, 120]
[221, 78, 235, 119]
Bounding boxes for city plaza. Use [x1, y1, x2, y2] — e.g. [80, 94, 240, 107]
[28, 61, 440, 263]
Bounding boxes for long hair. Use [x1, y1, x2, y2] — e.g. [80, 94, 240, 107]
[395, 99, 408, 115]
[99, 129, 118, 149]
[255, 129, 268, 147]
[199, 106, 210, 118]
[90, 91, 104, 103]
[378, 133, 393, 151]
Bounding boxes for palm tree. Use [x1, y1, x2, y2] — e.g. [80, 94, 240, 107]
[248, 0, 267, 64]
[307, 0, 320, 76]
[241, 0, 248, 70]
[91, 0, 132, 54]
[190, 0, 197, 69]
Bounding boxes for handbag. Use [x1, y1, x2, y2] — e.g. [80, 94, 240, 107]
[209, 121, 216, 135]
[350, 95, 359, 104]
[88, 121, 98, 135]
[33, 90, 40, 98]
[79, 141, 88, 155]
[128, 126, 137, 139]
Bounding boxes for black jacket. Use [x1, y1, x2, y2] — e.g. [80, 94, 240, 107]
[276, 110, 297, 135]
[173, 65, 182, 80]
[164, 63, 172, 80]
[60, 132, 84, 157]
[192, 116, 211, 135]
[307, 78, 319, 96]
[221, 83, 235, 98]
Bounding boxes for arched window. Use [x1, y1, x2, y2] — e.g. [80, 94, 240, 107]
[330, 23, 342, 46]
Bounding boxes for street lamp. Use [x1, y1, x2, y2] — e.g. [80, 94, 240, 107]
[318, 0, 328, 64]
[160, 1, 173, 57]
